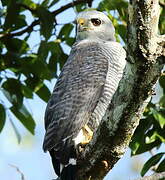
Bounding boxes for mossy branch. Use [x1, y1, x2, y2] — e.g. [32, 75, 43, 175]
[77, 0, 165, 179]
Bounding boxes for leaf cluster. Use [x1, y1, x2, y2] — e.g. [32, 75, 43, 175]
[0, 0, 81, 136]
[130, 74, 165, 176]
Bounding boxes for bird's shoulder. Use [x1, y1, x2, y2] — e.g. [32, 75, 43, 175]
[72, 39, 126, 57]
[104, 41, 126, 54]
[72, 39, 107, 49]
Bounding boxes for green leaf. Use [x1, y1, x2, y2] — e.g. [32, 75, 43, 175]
[117, 24, 126, 42]
[3, 0, 20, 31]
[21, 0, 37, 9]
[145, 131, 165, 144]
[21, 57, 52, 80]
[37, 41, 49, 61]
[3, 38, 29, 54]
[19, 56, 37, 76]
[21, 85, 33, 99]
[36, 6, 54, 40]
[1, 0, 10, 6]
[98, 0, 128, 11]
[130, 141, 140, 155]
[0, 41, 4, 54]
[1, 89, 13, 104]
[25, 76, 41, 91]
[159, 6, 165, 34]
[58, 52, 68, 69]
[47, 41, 68, 70]
[159, 75, 165, 93]
[41, 0, 50, 7]
[48, 0, 59, 8]
[41, 0, 59, 8]
[10, 105, 35, 135]
[98, 0, 128, 24]
[13, 14, 27, 30]
[141, 153, 165, 177]
[9, 117, 21, 143]
[130, 111, 164, 156]
[75, 4, 87, 12]
[33, 59, 52, 80]
[2, 78, 23, 107]
[151, 108, 165, 129]
[159, 95, 165, 108]
[0, 104, 6, 132]
[47, 41, 62, 55]
[156, 158, 165, 173]
[48, 54, 57, 73]
[130, 117, 153, 155]
[132, 139, 161, 156]
[58, 24, 74, 40]
[65, 37, 75, 46]
[36, 84, 51, 102]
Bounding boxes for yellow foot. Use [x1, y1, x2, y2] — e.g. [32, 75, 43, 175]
[77, 125, 94, 153]
[81, 124, 93, 144]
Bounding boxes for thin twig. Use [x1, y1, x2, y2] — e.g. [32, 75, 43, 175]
[9, 164, 25, 180]
[0, 20, 39, 38]
[51, 0, 91, 16]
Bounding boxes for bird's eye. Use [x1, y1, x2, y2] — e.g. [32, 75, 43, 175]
[91, 18, 101, 26]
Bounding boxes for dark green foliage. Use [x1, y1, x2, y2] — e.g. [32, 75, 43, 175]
[36, 6, 55, 40]
[10, 104, 35, 134]
[3, 0, 21, 31]
[2, 79, 24, 108]
[159, 74, 165, 93]
[0, 103, 6, 132]
[159, 1, 165, 34]
[0, 0, 164, 177]
[98, 0, 128, 43]
[130, 75, 165, 175]
[0, 0, 82, 141]
[141, 153, 165, 176]
[156, 158, 165, 173]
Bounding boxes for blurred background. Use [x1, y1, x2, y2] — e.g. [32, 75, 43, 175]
[0, 0, 164, 179]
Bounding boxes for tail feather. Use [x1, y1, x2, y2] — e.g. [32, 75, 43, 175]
[49, 150, 60, 176]
[61, 164, 77, 180]
[49, 146, 77, 180]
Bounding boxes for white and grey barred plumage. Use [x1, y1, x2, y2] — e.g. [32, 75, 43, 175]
[43, 10, 126, 180]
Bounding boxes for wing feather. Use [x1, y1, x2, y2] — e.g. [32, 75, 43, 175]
[43, 40, 126, 154]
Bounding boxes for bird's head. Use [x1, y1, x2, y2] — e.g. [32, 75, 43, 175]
[76, 10, 116, 42]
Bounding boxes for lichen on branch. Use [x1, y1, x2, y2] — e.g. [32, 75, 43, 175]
[77, 0, 165, 179]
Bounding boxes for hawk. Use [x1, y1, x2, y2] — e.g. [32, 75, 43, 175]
[43, 10, 126, 180]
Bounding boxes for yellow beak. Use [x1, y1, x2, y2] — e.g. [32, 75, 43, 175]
[77, 18, 86, 26]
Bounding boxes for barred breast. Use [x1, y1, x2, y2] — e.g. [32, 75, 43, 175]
[89, 41, 126, 130]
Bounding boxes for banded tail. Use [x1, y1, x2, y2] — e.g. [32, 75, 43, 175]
[47, 126, 93, 179]
[49, 147, 77, 180]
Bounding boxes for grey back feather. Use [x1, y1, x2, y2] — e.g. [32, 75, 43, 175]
[43, 39, 126, 160]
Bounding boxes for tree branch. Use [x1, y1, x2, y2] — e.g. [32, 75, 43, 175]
[0, 20, 40, 38]
[135, 172, 165, 180]
[77, 0, 164, 179]
[52, 0, 93, 16]
[0, 0, 92, 39]
[9, 164, 25, 180]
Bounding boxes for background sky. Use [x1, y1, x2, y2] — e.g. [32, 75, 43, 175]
[0, 0, 163, 180]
